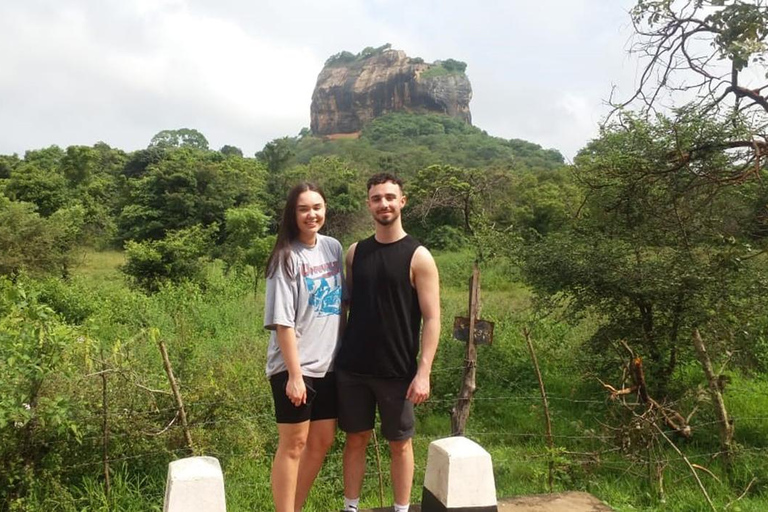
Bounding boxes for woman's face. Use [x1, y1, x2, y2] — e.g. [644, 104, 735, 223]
[295, 190, 326, 242]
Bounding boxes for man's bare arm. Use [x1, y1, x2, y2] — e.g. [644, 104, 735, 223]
[406, 246, 440, 405]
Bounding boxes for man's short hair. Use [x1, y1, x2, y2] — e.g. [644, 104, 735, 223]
[367, 172, 404, 192]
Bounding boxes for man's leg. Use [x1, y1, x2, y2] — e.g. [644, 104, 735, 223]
[294, 418, 336, 511]
[343, 430, 373, 502]
[272, 421, 310, 512]
[375, 377, 415, 509]
[337, 371, 377, 509]
[389, 438, 414, 506]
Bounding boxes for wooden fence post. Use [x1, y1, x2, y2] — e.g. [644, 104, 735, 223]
[158, 338, 195, 453]
[523, 327, 555, 493]
[451, 264, 480, 436]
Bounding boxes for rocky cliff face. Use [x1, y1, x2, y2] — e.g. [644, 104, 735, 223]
[310, 49, 472, 136]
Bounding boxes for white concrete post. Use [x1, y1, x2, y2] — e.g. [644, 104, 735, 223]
[422, 436, 497, 512]
[163, 456, 227, 512]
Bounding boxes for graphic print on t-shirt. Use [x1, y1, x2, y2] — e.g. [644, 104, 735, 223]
[301, 260, 342, 317]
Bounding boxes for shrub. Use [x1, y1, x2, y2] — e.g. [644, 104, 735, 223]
[121, 224, 217, 293]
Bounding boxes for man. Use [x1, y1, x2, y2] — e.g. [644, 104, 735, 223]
[335, 173, 441, 512]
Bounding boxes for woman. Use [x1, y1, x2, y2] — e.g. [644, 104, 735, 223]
[263, 182, 345, 512]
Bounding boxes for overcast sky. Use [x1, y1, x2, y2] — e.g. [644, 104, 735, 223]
[0, 0, 640, 161]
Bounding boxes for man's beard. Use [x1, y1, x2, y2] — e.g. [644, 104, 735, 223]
[374, 211, 399, 226]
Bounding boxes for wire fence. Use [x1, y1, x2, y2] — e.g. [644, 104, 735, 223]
[5, 351, 767, 512]
[40, 386, 768, 477]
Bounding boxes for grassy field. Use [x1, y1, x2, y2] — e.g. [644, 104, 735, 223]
[7, 249, 767, 511]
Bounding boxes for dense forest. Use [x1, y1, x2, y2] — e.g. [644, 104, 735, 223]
[2, 1, 768, 510]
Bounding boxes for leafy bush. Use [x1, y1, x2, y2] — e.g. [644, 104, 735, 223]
[442, 58, 467, 73]
[121, 224, 217, 293]
[424, 225, 467, 251]
[0, 279, 90, 503]
[35, 277, 95, 325]
[0, 197, 84, 278]
[324, 44, 392, 67]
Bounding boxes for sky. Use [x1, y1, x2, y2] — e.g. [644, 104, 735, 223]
[0, 0, 640, 161]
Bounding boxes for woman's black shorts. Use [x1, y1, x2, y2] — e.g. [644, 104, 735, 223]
[269, 371, 337, 424]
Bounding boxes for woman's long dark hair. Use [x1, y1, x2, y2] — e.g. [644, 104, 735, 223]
[265, 182, 327, 279]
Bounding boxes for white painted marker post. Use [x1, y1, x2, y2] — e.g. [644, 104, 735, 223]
[163, 456, 227, 512]
[422, 437, 497, 512]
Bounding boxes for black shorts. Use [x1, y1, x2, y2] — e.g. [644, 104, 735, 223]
[269, 371, 338, 424]
[337, 370, 414, 441]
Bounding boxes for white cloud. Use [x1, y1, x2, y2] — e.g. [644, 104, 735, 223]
[0, 0, 639, 157]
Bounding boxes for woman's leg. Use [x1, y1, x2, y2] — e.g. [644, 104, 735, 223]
[272, 421, 311, 512]
[294, 418, 336, 511]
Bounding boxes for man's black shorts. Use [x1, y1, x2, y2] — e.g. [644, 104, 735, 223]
[269, 371, 337, 424]
[336, 370, 414, 441]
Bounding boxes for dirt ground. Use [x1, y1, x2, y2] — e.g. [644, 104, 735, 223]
[363, 491, 614, 511]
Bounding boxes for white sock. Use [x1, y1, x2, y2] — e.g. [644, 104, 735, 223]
[394, 504, 409, 512]
[343, 497, 359, 511]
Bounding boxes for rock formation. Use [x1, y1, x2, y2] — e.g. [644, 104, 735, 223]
[310, 48, 472, 137]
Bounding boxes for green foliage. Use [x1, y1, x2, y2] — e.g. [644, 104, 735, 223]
[219, 145, 243, 158]
[148, 128, 209, 150]
[121, 224, 217, 292]
[519, 113, 768, 393]
[324, 44, 392, 67]
[323, 50, 356, 67]
[256, 137, 294, 173]
[0, 278, 90, 502]
[35, 277, 96, 325]
[0, 154, 20, 179]
[221, 205, 274, 291]
[23, 146, 65, 173]
[117, 148, 265, 242]
[4, 162, 68, 217]
[358, 112, 564, 170]
[441, 58, 467, 73]
[409, 164, 507, 238]
[423, 225, 467, 251]
[419, 58, 468, 79]
[0, 197, 84, 278]
[504, 168, 582, 237]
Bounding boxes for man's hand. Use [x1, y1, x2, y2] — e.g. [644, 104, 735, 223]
[406, 372, 430, 405]
[285, 374, 307, 407]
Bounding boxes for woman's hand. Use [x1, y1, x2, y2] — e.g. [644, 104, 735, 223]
[285, 374, 307, 407]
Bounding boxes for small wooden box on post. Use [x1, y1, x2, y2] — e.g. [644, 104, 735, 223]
[450, 262, 494, 436]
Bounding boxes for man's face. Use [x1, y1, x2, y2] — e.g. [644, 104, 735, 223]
[367, 181, 406, 226]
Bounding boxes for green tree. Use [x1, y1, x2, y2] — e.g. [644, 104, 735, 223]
[0, 154, 20, 179]
[520, 114, 768, 394]
[149, 128, 210, 150]
[0, 198, 84, 278]
[0, 279, 88, 504]
[121, 224, 217, 292]
[4, 163, 68, 217]
[221, 205, 274, 291]
[409, 164, 510, 238]
[220, 145, 244, 157]
[117, 149, 264, 242]
[257, 137, 295, 174]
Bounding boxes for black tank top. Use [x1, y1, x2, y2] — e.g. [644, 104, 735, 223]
[336, 234, 422, 379]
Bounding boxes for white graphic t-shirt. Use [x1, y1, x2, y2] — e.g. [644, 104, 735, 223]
[263, 234, 344, 377]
